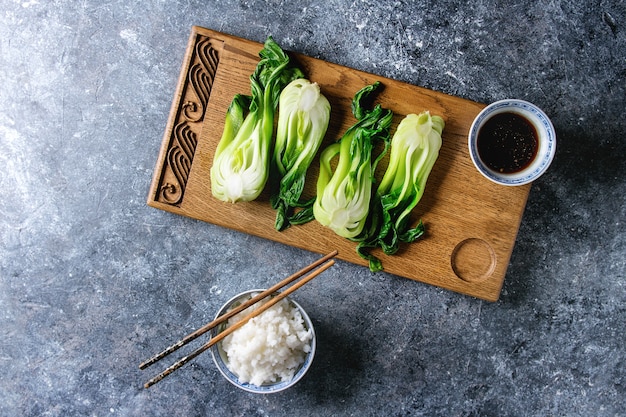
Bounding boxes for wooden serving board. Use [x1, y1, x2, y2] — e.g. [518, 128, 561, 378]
[147, 26, 531, 302]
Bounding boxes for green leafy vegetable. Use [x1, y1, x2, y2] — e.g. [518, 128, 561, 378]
[356, 111, 444, 271]
[271, 78, 331, 230]
[313, 82, 393, 238]
[210, 37, 304, 203]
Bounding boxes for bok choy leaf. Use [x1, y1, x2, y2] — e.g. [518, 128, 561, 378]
[356, 111, 444, 272]
[210, 37, 304, 203]
[271, 78, 331, 230]
[313, 82, 393, 239]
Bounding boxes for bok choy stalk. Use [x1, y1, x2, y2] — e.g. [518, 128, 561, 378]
[313, 82, 393, 238]
[210, 37, 304, 203]
[356, 111, 444, 272]
[271, 78, 331, 231]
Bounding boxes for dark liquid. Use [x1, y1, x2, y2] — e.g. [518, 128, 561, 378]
[477, 112, 538, 173]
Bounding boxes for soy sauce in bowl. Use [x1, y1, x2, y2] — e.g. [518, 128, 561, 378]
[476, 112, 538, 174]
[468, 99, 556, 186]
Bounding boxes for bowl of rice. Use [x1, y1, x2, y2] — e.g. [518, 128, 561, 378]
[210, 289, 316, 393]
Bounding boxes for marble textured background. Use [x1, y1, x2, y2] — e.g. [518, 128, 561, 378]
[0, 0, 624, 416]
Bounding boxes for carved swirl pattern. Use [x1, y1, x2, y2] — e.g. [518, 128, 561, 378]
[160, 124, 197, 204]
[183, 38, 219, 122]
[159, 36, 220, 205]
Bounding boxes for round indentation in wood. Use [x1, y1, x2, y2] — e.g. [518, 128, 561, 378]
[451, 238, 496, 282]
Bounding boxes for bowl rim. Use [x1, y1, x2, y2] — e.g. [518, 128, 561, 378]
[468, 99, 556, 186]
[210, 289, 316, 394]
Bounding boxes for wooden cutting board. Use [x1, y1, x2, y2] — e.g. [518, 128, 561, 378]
[147, 26, 531, 302]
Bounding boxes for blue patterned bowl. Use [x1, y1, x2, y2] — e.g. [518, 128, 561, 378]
[210, 289, 316, 394]
[468, 99, 556, 186]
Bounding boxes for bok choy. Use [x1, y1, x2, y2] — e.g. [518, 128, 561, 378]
[313, 82, 393, 238]
[210, 37, 304, 203]
[271, 78, 331, 230]
[356, 111, 444, 272]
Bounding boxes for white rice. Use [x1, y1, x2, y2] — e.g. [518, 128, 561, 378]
[221, 295, 313, 386]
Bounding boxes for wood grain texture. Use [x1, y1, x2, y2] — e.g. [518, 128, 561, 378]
[148, 26, 531, 301]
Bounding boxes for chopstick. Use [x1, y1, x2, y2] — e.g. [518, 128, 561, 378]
[140, 250, 337, 388]
[143, 259, 334, 389]
[139, 249, 337, 370]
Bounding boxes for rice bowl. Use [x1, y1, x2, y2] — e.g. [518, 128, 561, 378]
[211, 289, 316, 393]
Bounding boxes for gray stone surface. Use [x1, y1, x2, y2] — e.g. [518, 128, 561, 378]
[1, 0, 624, 416]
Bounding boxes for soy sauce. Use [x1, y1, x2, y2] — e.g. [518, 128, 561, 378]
[477, 112, 538, 173]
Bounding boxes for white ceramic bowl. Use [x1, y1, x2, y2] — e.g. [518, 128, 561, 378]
[210, 289, 316, 394]
[468, 99, 556, 186]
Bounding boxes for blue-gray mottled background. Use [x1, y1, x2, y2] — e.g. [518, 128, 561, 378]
[0, 0, 624, 416]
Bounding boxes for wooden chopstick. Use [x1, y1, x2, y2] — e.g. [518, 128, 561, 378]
[139, 250, 338, 370]
[141, 251, 337, 388]
[143, 259, 334, 388]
